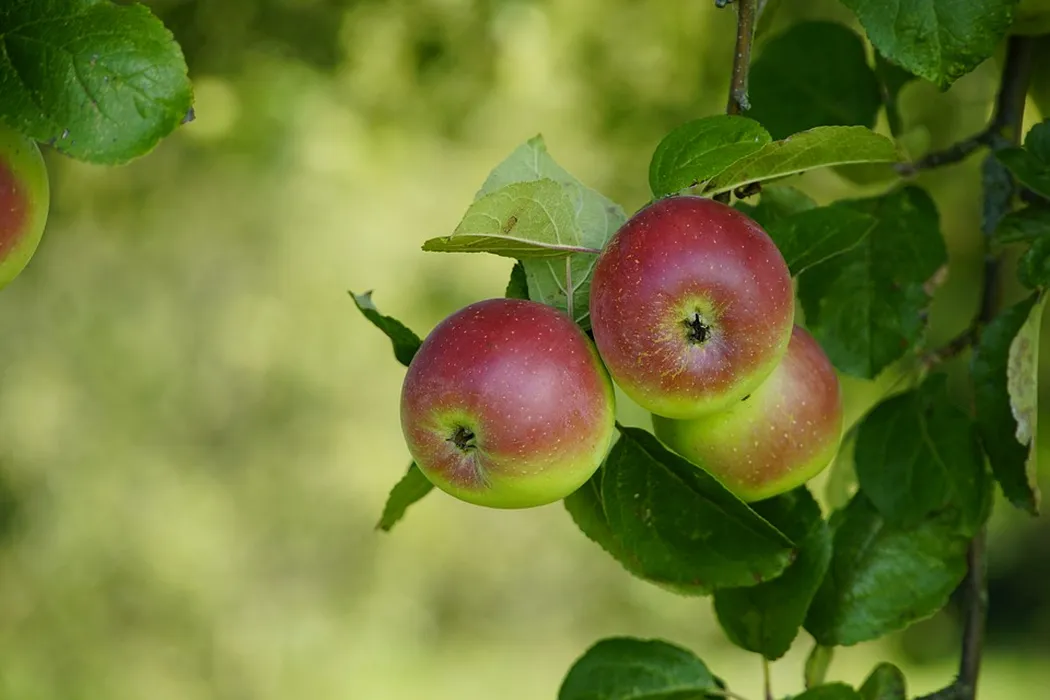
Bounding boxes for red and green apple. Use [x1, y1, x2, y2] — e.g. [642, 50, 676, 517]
[589, 195, 795, 420]
[652, 325, 843, 502]
[400, 298, 617, 509]
[0, 121, 49, 291]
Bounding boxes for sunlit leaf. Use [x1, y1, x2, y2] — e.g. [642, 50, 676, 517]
[700, 127, 899, 197]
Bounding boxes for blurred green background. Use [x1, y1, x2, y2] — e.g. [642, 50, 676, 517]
[0, 1, 1049, 698]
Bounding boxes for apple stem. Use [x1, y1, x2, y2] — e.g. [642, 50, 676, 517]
[714, 0, 758, 205]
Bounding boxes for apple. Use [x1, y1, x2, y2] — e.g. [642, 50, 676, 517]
[589, 195, 794, 420]
[0, 121, 49, 291]
[400, 298, 617, 509]
[652, 325, 843, 502]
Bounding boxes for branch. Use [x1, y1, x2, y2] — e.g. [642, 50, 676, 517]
[915, 35, 1035, 700]
[714, 0, 758, 203]
[898, 38, 1035, 176]
[725, 0, 758, 115]
[920, 326, 978, 370]
[895, 132, 991, 176]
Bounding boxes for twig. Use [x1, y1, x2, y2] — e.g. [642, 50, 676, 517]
[914, 35, 1035, 700]
[959, 530, 990, 696]
[897, 38, 1035, 177]
[895, 132, 992, 177]
[762, 659, 772, 700]
[714, 0, 758, 204]
[914, 533, 990, 700]
[725, 0, 758, 116]
[920, 326, 979, 369]
[983, 39, 1035, 151]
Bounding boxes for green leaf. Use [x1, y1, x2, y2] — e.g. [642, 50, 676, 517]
[984, 153, 1016, 236]
[859, 663, 906, 700]
[804, 494, 969, 646]
[349, 291, 422, 367]
[649, 115, 772, 197]
[564, 469, 635, 567]
[375, 463, 434, 532]
[735, 186, 817, 228]
[422, 179, 591, 259]
[1019, 236, 1050, 289]
[993, 204, 1050, 245]
[525, 254, 602, 329]
[854, 375, 989, 534]
[996, 120, 1050, 199]
[997, 150, 1050, 200]
[874, 53, 917, 138]
[713, 488, 833, 660]
[558, 637, 718, 700]
[794, 684, 861, 700]
[700, 126, 900, 197]
[1025, 118, 1050, 161]
[798, 186, 947, 378]
[805, 645, 835, 689]
[0, 0, 193, 164]
[505, 261, 529, 299]
[1008, 292, 1046, 464]
[973, 293, 1045, 515]
[748, 22, 882, 140]
[563, 463, 711, 597]
[765, 205, 877, 277]
[473, 135, 626, 328]
[838, 0, 1015, 89]
[598, 428, 795, 593]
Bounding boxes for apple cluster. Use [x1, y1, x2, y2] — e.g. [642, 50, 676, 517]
[400, 195, 843, 508]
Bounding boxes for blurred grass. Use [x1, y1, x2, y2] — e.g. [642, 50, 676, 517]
[0, 1, 1048, 698]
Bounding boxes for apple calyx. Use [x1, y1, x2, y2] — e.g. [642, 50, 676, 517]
[684, 311, 712, 345]
[448, 425, 478, 452]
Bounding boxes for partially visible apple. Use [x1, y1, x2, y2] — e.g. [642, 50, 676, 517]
[589, 195, 794, 420]
[400, 298, 617, 509]
[0, 121, 49, 291]
[652, 325, 843, 502]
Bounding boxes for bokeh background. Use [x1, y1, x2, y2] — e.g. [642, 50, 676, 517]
[0, 1, 1048, 698]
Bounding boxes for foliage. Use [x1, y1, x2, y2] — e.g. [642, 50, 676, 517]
[352, 0, 1048, 696]
[4, 0, 1049, 699]
[0, 0, 191, 164]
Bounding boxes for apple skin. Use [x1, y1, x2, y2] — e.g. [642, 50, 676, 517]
[589, 195, 794, 420]
[400, 298, 617, 509]
[652, 325, 843, 502]
[0, 121, 49, 291]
